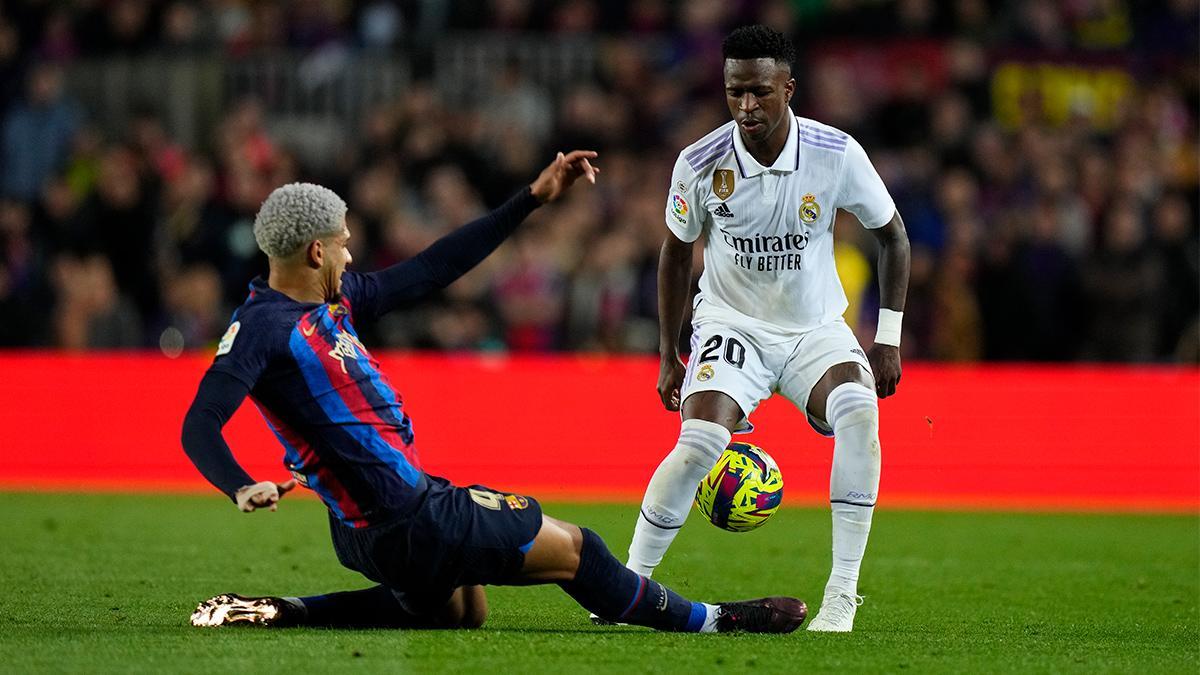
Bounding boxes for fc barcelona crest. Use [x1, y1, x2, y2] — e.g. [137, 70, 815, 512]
[713, 169, 735, 200]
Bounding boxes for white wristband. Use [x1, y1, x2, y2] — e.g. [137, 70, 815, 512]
[875, 308, 903, 347]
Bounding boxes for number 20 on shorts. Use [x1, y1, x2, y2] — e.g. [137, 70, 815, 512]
[697, 335, 746, 369]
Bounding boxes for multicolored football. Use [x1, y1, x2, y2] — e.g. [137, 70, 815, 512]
[695, 442, 784, 532]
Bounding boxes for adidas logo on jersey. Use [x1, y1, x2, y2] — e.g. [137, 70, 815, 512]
[713, 203, 735, 218]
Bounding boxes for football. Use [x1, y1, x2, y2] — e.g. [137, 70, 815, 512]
[695, 442, 784, 532]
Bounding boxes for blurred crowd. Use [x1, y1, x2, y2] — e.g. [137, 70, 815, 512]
[0, 0, 1196, 362]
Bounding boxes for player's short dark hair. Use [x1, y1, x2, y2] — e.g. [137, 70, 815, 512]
[722, 25, 794, 71]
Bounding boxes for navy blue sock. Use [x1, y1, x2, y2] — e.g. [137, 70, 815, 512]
[297, 585, 421, 627]
[559, 528, 708, 632]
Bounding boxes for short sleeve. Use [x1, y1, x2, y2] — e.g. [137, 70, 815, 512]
[337, 270, 381, 324]
[836, 136, 896, 229]
[208, 314, 272, 389]
[664, 155, 705, 243]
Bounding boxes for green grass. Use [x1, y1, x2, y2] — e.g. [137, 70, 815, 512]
[0, 493, 1196, 674]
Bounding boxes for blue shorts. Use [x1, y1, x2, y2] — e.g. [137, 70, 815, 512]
[328, 475, 543, 616]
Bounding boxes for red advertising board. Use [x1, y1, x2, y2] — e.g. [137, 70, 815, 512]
[0, 353, 1195, 512]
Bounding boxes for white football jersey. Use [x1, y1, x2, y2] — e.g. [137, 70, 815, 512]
[665, 115, 895, 335]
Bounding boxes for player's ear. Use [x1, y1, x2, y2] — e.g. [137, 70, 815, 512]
[306, 239, 324, 269]
[785, 77, 796, 103]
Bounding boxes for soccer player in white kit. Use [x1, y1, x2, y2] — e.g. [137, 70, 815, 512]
[625, 25, 910, 632]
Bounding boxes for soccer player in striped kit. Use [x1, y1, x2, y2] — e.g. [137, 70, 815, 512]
[622, 25, 910, 632]
[181, 150, 806, 634]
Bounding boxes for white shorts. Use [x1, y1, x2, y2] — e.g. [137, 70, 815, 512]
[680, 317, 872, 436]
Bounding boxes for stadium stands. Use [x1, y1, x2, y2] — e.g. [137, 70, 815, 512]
[0, 1, 1195, 361]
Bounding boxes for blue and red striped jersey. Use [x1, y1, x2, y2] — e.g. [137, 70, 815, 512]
[209, 273, 425, 527]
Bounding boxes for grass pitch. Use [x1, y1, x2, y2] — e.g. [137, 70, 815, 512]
[0, 492, 1196, 674]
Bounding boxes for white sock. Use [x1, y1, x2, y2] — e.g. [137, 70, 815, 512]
[699, 602, 721, 633]
[823, 382, 880, 597]
[627, 419, 731, 576]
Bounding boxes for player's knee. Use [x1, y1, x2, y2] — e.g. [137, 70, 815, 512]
[521, 516, 583, 582]
[561, 530, 584, 576]
[458, 586, 488, 628]
[826, 382, 878, 434]
[671, 418, 731, 468]
[664, 443, 717, 475]
[554, 517, 585, 573]
[811, 363, 874, 420]
[460, 604, 487, 629]
[837, 402, 878, 432]
[432, 602, 485, 629]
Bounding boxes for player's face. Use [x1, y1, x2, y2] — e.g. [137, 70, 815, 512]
[322, 224, 353, 301]
[724, 58, 795, 144]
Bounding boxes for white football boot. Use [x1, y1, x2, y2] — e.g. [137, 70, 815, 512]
[805, 591, 863, 632]
[190, 593, 302, 627]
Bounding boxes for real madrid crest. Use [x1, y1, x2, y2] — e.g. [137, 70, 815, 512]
[696, 364, 715, 382]
[713, 169, 735, 201]
[799, 193, 821, 223]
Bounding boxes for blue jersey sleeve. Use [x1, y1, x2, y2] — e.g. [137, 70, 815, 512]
[339, 187, 541, 324]
[207, 311, 277, 389]
[181, 370, 256, 500]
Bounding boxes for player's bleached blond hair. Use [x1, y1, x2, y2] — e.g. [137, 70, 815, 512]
[253, 182, 348, 258]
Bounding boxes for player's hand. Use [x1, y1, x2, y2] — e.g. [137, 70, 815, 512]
[529, 150, 599, 203]
[235, 479, 297, 512]
[867, 343, 901, 398]
[657, 355, 686, 411]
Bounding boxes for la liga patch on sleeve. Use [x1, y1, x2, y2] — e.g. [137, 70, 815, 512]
[671, 193, 689, 217]
[216, 321, 241, 356]
[670, 193, 689, 224]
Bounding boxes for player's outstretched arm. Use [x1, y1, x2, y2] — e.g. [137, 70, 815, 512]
[867, 212, 910, 398]
[181, 370, 293, 510]
[656, 235, 694, 411]
[361, 151, 598, 317]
